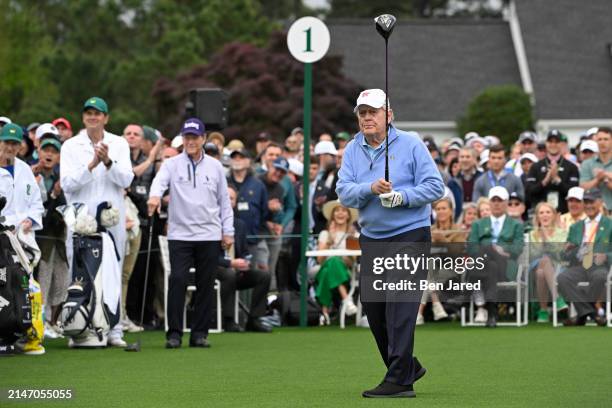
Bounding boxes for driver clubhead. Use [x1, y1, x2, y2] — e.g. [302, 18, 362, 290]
[124, 341, 141, 352]
[374, 14, 397, 40]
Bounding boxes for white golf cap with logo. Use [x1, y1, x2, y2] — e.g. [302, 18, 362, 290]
[519, 153, 538, 163]
[354, 89, 387, 112]
[488, 186, 509, 201]
[567, 186, 584, 201]
[314, 140, 338, 156]
[35, 123, 60, 140]
[580, 140, 599, 153]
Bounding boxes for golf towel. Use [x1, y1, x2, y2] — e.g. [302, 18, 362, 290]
[101, 232, 121, 314]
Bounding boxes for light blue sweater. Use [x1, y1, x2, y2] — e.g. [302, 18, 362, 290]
[336, 126, 445, 239]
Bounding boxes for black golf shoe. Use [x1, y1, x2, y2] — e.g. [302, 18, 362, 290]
[362, 382, 415, 398]
[165, 338, 181, 349]
[189, 337, 211, 348]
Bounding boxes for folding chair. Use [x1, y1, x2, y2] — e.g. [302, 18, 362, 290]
[461, 234, 529, 327]
[159, 236, 223, 334]
[552, 264, 612, 327]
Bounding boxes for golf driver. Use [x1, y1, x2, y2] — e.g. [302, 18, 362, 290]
[374, 14, 397, 182]
[125, 216, 154, 352]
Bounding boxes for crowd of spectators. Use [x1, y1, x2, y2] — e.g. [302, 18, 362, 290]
[1, 106, 610, 337]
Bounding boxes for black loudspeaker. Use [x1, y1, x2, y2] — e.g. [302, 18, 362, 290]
[188, 88, 228, 131]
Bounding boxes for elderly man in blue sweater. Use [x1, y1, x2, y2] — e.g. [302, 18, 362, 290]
[337, 89, 445, 398]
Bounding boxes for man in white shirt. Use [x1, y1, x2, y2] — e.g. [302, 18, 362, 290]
[60, 97, 134, 347]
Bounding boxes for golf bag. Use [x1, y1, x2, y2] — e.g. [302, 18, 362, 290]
[60, 234, 113, 347]
[277, 290, 321, 326]
[0, 228, 33, 346]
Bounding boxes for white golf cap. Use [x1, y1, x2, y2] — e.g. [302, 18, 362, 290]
[464, 131, 479, 141]
[488, 186, 509, 201]
[484, 135, 500, 147]
[586, 127, 599, 137]
[580, 140, 599, 153]
[519, 153, 538, 163]
[287, 158, 304, 177]
[0, 116, 11, 124]
[171, 135, 183, 149]
[467, 136, 487, 148]
[479, 149, 489, 166]
[354, 89, 387, 113]
[314, 140, 338, 156]
[35, 123, 59, 140]
[567, 186, 584, 201]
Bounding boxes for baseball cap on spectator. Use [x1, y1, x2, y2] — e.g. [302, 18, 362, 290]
[583, 189, 602, 201]
[335, 131, 351, 141]
[488, 186, 509, 201]
[291, 127, 304, 136]
[546, 129, 566, 142]
[314, 140, 338, 156]
[464, 131, 479, 142]
[353, 89, 387, 112]
[181, 118, 205, 136]
[204, 142, 219, 156]
[484, 135, 499, 147]
[143, 125, 158, 143]
[257, 132, 271, 142]
[566, 186, 584, 201]
[40, 138, 62, 152]
[288, 158, 304, 177]
[171, 135, 183, 149]
[448, 137, 464, 147]
[445, 144, 460, 154]
[519, 153, 538, 164]
[518, 131, 537, 143]
[208, 132, 225, 146]
[83, 96, 109, 114]
[227, 139, 245, 152]
[580, 140, 598, 153]
[537, 142, 546, 151]
[0, 123, 24, 143]
[52, 117, 72, 131]
[229, 148, 250, 159]
[27, 123, 40, 133]
[272, 157, 289, 173]
[466, 136, 487, 148]
[479, 149, 490, 166]
[423, 139, 438, 152]
[509, 191, 523, 203]
[586, 127, 599, 138]
[0, 116, 11, 125]
[35, 123, 60, 140]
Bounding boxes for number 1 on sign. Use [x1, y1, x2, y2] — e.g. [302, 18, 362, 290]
[304, 27, 313, 52]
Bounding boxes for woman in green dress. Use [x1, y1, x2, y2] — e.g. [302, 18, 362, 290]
[315, 201, 358, 325]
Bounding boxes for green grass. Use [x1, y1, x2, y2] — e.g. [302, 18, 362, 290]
[1, 323, 611, 407]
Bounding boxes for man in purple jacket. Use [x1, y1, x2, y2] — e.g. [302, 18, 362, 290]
[148, 118, 234, 349]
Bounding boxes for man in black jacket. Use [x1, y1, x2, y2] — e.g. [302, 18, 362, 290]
[215, 185, 272, 333]
[525, 129, 579, 214]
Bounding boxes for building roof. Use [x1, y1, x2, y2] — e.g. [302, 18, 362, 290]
[328, 19, 522, 122]
[516, 0, 612, 120]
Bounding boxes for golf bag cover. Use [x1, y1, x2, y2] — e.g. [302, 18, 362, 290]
[0, 230, 33, 344]
[61, 234, 115, 345]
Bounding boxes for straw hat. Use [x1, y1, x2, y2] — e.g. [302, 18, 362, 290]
[322, 200, 358, 222]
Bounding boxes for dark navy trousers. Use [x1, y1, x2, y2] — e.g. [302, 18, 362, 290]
[360, 226, 430, 386]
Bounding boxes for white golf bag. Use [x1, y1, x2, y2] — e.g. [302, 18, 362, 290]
[58, 202, 120, 348]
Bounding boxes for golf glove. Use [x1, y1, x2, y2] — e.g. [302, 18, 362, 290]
[379, 191, 403, 208]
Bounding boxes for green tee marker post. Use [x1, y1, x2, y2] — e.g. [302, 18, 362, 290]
[287, 17, 330, 327]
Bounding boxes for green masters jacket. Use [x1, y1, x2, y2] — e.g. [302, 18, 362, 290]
[467, 215, 525, 280]
[562, 215, 612, 267]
